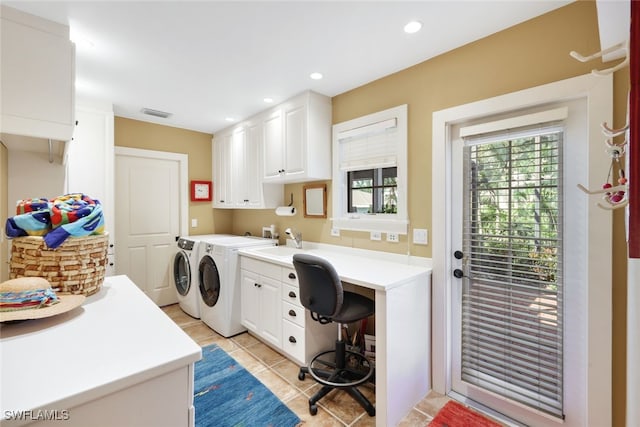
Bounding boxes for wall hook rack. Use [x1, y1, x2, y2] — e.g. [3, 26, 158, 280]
[577, 139, 628, 211]
[569, 39, 629, 76]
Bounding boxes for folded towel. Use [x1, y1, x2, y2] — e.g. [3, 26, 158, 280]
[45, 194, 105, 248]
[5, 193, 105, 249]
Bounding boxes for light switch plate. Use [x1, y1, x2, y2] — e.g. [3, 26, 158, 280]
[191, 218, 198, 228]
[370, 231, 382, 241]
[413, 228, 428, 245]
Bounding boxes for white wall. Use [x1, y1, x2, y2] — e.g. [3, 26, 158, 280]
[7, 149, 66, 216]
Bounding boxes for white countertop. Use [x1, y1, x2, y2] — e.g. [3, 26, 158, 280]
[239, 242, 432, 291]
[0, 275, 201, 424]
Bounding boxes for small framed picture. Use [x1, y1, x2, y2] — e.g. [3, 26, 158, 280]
[191, 180, 212, 201]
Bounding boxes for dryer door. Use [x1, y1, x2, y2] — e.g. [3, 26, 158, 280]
[199, 255, 221, 307]
[173, 251, 191, 296]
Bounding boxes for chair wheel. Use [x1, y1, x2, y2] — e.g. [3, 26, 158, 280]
[298, 371, 305, 381]
[309, 403, 318, 415]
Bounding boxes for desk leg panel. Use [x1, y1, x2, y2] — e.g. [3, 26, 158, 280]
[376, 273, 431, 426]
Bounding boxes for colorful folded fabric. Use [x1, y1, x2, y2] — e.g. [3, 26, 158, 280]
[5, 210, 51, 237]
[15, 198, 50, 215]
[45, 194, 105, 249]
[0, 288, 60, 312]
[5, 193, 105, 249]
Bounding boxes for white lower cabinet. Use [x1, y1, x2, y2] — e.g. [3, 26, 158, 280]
[240, 261, 282, 348]
[240, 256, 334, 366]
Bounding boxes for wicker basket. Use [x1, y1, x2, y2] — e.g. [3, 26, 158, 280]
[9, 233, 109, 296]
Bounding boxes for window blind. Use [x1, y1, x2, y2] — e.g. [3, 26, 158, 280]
[461, 125, 564, 418]
[338, 118, 398, 171]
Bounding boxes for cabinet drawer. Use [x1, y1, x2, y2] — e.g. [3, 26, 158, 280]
[282, 300, 304, 327]
[282, 283, 301, 307]
[282, 320, 305, 365]
[240, 256, 281, 280]
[282, 268, 298, 286]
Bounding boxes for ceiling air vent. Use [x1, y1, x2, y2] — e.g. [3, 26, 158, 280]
[141, 108, 172, 119]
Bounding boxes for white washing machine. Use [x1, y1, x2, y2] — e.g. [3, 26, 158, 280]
[197, 236, 275, 337]
[172, 234, 235, 318]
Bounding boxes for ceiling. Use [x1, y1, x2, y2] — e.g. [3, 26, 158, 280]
[4, 1, 580, 135]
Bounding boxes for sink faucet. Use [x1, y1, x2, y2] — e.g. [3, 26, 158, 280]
[284, 228, 302, 249]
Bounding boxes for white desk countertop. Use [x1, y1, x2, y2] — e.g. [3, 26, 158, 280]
[0, 275, 202, 423]
[238, 242, 432, 291]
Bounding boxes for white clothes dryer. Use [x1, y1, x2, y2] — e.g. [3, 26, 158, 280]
[197, 236, 275, 337]
[172, 234, 235, 318]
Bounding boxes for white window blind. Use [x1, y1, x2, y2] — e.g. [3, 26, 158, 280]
[461, 123, 564, 418]
[338, 118, 398, 171]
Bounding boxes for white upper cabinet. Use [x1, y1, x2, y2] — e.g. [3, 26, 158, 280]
[0, 6, 75, 142]
[212, 118, 283, 209]
[262, 91, 332, 183]
[212, 132, 232, 207]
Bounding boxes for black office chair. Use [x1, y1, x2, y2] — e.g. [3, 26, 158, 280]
[292, 254, 376, 417]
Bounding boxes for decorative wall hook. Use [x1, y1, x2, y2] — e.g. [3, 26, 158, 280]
[569, 39, 629, 76]
[601, 91, 630, 139]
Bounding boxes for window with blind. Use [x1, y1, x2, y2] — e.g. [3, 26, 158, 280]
[331, 105, 408, 234]
[461, 125, 564, 417]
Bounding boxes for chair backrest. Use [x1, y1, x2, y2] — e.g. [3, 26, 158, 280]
[292, 254, 343, 322]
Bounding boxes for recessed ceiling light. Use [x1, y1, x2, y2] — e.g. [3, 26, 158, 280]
[263, 97, 274, 103]
[310, 72, 323, 80]
[404, 20, 422, 34]
[225, 117, 235, 122]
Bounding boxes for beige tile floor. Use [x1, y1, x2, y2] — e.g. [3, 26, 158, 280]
[162, 303, 451, 426]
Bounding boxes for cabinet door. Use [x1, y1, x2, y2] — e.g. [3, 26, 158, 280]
[259, 276, 282, 348]
[283, 101, 306, 178]
[231, 127, 247, 206]
[245, 121, 263, 208]
[1, 8, 75, 140]
[213, 133, 232, 207]
[263, 108, 283, 180]
[240, 270, 260, 333]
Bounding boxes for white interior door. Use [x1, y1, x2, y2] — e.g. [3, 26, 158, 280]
[115, 147, 188, 306]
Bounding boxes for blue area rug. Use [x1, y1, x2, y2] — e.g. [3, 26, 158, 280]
[194, 344, 301, 427]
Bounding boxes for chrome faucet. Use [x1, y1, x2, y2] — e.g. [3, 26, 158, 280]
[284, 227, 302, 249]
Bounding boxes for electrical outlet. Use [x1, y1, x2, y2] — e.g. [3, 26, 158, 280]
[370, 231, 382, 241]
[331, 228, 340, 237]
[413, 228, 428, 245]
[387, 232, 399, 243]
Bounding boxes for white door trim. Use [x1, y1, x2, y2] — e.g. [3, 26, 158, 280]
[114, 147, 189, 238]
[432, 73, 612, 426]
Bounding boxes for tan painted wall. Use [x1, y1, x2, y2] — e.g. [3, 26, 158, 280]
[114, 117, 232, 235]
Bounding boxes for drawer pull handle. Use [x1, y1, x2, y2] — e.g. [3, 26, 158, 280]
[289, 336, 296, 343]
[288, 272, 296, 279]
[288, 291, 296, 298]
[288, 309, 296, 317]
